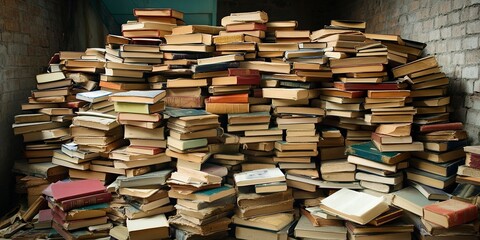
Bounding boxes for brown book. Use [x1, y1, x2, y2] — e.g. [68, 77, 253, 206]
[392, 56, 438, 78]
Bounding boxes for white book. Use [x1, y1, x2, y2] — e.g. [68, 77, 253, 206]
[76, 90, 112, 103]
[320, 188, 389, 225]
[234, 168, 285, 187]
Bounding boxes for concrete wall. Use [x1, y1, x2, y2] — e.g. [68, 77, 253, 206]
[334, 0, 480, 144]
[0, 0, 66, 213]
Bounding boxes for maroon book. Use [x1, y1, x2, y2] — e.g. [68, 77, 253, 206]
[226, 22, 267, 32]
[51, 179, 106, 202]
[468, 153, 480, 169]
[60, 191, 112, 212]
[418, 122, 463, 133]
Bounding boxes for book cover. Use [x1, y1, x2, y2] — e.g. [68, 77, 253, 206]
[346, 141, 410, 164]
[423, 199, 477, 228]
[191, 61, 240, 73]
[50, 179, 106, 201]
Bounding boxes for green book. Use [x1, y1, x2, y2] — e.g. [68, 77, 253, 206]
[164, 108, 209, 118]
[114, 101, 164, 114]
[346, 141, 410, 165]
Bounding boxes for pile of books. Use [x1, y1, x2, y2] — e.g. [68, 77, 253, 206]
[233, 168, 296, 239]
[9, 7, 480, 240]
[46, 179, 112, 239]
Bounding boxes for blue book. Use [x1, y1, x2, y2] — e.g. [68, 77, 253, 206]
[346, 141, 410, 165]
[424, 140, 468, 152]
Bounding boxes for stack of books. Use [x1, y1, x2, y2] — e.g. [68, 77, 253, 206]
[12, 59, 88, 163]
[233, 168, 296, 238]
[77, 90, 115, 116]
[206, 67, 259, 114]
[62, 50, 105, 75]
[457, 145, 480, 186]
[265, 20, 298, 43]
[217, 11, 267, 59]
[347, 141, 410, 193]
[122, 8, 179, 40]
[108, 90, 171, 177]
[393, 56, 450, 126]
[64, 115, 124, 175]
[111, 169, 174, 221]
[45, 180, 112, 239]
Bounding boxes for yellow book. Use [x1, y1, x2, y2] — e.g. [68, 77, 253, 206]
[114, 101, 165, 114]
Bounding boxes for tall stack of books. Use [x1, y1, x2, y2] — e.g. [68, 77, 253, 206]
[160, 24, 224, 109]
[108, 90, 171, 177]
[46, 180, 112, 240]
[165, 109, 234, 239]
[391, 56, 466, 191]
[233, 168, 296, 239]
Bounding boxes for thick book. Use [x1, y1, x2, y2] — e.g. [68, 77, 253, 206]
[410, 157, 463, 177]
[392, 186, 436, 216]
[392, 56, 438, 78]
[334, 82, 407, 91]
[320, 188, 389, 225]
[406, 168, 456, 190]
[127, 214, 169, 240]
[346, 141, 410, 164]
[50, 179, 106, 202]
[58, 191, 113, 212]
[423, 199, 477, 228]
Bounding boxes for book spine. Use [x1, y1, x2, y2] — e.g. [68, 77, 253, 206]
[164, 96, 204, 108]
[468, 153, 480, 169]
[346, 146, 385, 164]
[60, 192, 112, 211]
[207, 94, 249, 103]
[419, 122, 463, 133]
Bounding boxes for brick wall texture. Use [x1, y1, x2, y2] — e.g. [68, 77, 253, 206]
[0, 0, 66, 212]
[336, 0, 480, 143]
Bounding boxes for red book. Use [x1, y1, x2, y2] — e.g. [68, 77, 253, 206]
[333, 82, 407, 91]
[423, 199, 477, 228]
[211, 75, 260, 86]
[51, 180, 106, 202]
[467, 153, 480, 169]
[228, 68, 260, 76]
[418, 122, 464, 133]
[59, 191, 112, 212]
[207, 93, 249, 103]
[226, 22, 267, 32]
